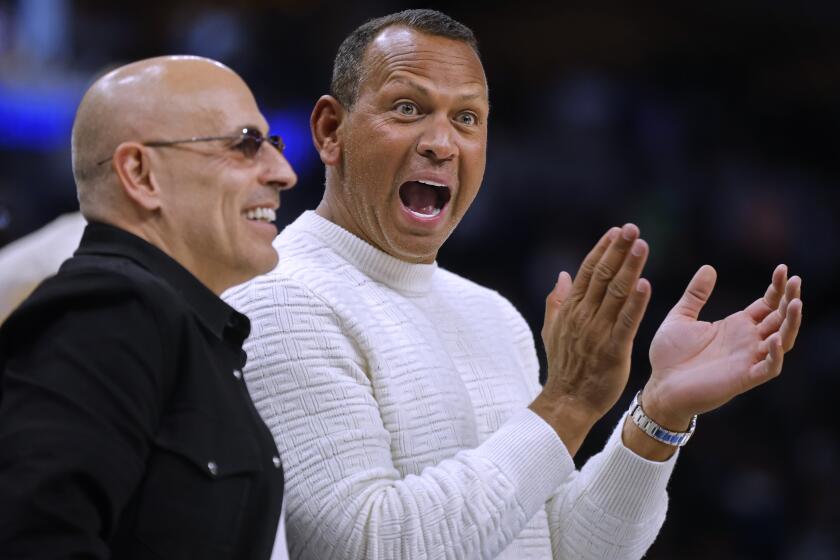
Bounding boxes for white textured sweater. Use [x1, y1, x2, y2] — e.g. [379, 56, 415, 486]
[225, 211, 677, 560]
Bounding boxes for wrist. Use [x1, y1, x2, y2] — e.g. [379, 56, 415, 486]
[622, 390, 697, 460]
[639, 384, 695, 431]
[628, 389, 697, 450]
[529, 392, 600, 457]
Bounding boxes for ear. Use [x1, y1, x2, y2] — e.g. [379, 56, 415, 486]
[112, 142, 162, 212]
[311, 95, 344, 166]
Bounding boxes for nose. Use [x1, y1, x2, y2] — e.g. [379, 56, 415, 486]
[260, 144, 297, 191]
[416, 113, 457, 162]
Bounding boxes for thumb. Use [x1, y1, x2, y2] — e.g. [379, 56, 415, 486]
[544, 271, 573, 327]
[668, 265, 717, 321]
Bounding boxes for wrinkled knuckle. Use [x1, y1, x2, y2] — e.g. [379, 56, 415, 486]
[594, 261, 616, 282]
[619, 309, 636, 330]
[606, 279, 629, 301]
[579, 261, 597, 279]
[687, 286, 707, 303]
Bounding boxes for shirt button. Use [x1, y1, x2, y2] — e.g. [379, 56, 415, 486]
[207, 461, 219, 476]
[272, 456, 281, 469]
[233, 369, 242, 380]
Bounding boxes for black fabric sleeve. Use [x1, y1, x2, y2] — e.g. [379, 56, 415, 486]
[0, 278, 168, 558]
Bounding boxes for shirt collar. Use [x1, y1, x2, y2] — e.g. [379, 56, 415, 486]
[74, 222, 250, 347]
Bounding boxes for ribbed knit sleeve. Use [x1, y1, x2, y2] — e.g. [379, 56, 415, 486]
[229, 276, 574, 560]
[496, 294, 676, 559]
[545, 420, 674, 560]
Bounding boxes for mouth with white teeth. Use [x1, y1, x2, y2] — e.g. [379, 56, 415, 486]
[245, 207, 277, 223]
[398, 180, 451, 219]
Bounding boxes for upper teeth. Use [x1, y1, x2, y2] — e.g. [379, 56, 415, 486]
[417, 179, 447, 188]
[246, 208, 276, 222]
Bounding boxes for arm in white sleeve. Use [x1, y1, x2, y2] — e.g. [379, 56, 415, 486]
[501, 297, 677, 560]
[231, 279, 575, 560]
[0, 212, 86, 324]
[545, 421, 675, 560]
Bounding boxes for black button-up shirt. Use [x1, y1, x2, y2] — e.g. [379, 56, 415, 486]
[0, 222, 284, 559]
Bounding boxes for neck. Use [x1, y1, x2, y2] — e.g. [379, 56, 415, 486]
[107, 215, 229, 295]
[315, 190, 438, 265]
[315, 194, 369, 249]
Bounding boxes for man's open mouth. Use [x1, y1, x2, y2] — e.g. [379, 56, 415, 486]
[398, 180, 451, 218]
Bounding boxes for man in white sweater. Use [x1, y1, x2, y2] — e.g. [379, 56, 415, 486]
[225, 9, 803, 559]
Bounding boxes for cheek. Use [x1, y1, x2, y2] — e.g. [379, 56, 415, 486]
[203, 181, 248, 244]
[344, 147, 396, 204]
[459, 139, 487, 193]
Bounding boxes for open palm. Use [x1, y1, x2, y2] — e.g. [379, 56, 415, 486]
[644, 264, 802, 424]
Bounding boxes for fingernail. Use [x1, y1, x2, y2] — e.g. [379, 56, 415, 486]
[608, 228, 619, 240]
[622, 224, 636, 240]
[631, 239, 644, 256]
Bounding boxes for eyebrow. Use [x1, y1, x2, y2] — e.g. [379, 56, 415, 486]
[386, 77, 486, 103]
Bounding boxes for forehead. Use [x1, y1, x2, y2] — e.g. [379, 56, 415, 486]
[361, 26, 487, 97]
[165, 70, 268, 135]
[192, 89, 266, 135]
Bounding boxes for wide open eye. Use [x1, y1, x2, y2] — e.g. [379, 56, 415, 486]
[395, 102, 418, 117]
[232, 128, 265, 158]
[456, 112, 478, 126]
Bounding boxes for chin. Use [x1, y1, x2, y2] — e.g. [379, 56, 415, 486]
[258, 254, 280, 275]
[246, 251, 280, 279]
[390, 240, 441, 264]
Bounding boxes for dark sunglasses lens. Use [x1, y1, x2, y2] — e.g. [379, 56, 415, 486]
[237, 128, 264, 158]
[268, 135, 285, 154]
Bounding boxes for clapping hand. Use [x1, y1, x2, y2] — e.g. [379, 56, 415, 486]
[640, 264, 803, 429]
[533, 224, 652, 455]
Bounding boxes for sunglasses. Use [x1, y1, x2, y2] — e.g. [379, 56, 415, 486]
[96, 127, 284, 166]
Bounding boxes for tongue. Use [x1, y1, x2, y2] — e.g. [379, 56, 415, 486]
[400, 181, 438, 215]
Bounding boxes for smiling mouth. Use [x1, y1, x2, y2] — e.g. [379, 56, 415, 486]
[245, 207, 276, 222]
[398, 180, 451, 218]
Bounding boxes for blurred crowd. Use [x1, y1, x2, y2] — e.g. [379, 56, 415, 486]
[1, 1, 837, 557]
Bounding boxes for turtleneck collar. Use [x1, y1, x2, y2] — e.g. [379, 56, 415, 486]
[286, 211, 438, 294]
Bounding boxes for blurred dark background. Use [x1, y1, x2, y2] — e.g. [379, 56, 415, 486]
[1, 0, 837, 557]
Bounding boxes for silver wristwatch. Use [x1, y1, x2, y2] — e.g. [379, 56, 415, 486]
[629, 391, 697, 447]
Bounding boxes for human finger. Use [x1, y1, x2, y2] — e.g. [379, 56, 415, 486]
[779, 298, 803, 352]
[757, 309, 784, 340]
[544, 271, 573, 328]
[611, 278, 651, 346]
[784, 276, 801, 310]
[666, 265, 717, 321]
[582, 223, 640, 307]
[757, 275, 801, 338]
[595, 238, 649, 322]
[745, 264, 788, 321]
[567, 227, 619, 302]
[747, 333, 784, 389]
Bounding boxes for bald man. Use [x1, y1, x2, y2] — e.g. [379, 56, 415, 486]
[0, 56, 296, 558]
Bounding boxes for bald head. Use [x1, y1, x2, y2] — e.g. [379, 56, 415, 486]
[72, 55, 253, 220]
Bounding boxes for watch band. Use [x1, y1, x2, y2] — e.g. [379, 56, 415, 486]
[629, 391, 697, 447]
